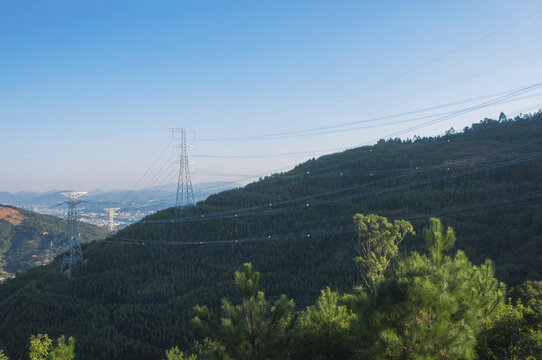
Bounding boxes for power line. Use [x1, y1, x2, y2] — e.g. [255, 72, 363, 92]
[196, 81, 542, 141]
[138, 140, 542, 225]
[351, 83, 542, 148]
[260, 8, 542, 133]
[119, 139, 173, 204]
[126, 152, 176, 207]
[104, 192, 542, 247]
[368, 44, 542, 118]
[141, 150, 542, 225]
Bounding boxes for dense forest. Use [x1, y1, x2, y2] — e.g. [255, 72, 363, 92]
[2, 216, 541, 359]
[0, 205, 107, 278]
[0, 112, 541, 359]
[163, 216, 541, 359]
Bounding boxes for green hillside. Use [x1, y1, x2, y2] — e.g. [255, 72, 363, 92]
[0, 205, 107, 279]
[0, 112, 541, 359]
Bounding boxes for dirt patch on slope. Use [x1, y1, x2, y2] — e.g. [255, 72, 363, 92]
[0, 206, 27, 226]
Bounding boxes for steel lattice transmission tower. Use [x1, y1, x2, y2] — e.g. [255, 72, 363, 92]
[170, 128, 197, 214]
[59, 191, 86, 275]
[104, 208, 120, 232]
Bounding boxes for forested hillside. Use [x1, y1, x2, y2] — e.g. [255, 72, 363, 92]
[0, 205, 107, 279]
[0, 112, 541, 359]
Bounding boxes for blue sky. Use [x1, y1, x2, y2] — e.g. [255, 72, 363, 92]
[1, 0, 542, 193]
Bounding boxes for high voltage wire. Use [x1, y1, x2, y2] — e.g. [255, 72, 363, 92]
[137, 141, 542, 225]
[326, 153, 542, 207]
[193, 148, 344, 159]
[196, 81, 542, 142]
[194, 90, 541, 152]
[222, 152, 542, 223]
[513, 102, 542, 115]
[131, 153, 176, 203]
[293, 117, 542, 177]
[188, 107, 542, 199]
[382, 37, 542, 88]
[406, 192, 542, 221]
[193, 163, 304, 191]
[111, 10, 542, 205]
[94, 127, 542, 239]
[119, 140, 173, 204]
[162, 133, 542, 215]
[196, 100, 477, 141]
[434, 199, 542, 220]
[185, 88, 542, 183]
[348, 83, 542, 149]
[115, 82, 541, 205]
[58, 11, 542, 249]
[259, 8, 542, 133]
[80, 119, 541, 224]
[139, 147, 542, 225]
[160, 11, 542, 189]
[94, 86, 542, 229]
[343, 82, 542, 144]
[378, 45, 542, 116]
[104, 192, 542, 247]
[194, 170, 260, 178]
[141, 171, 176, 202]
[106, 225, 353, 246]
[95, 7, 542, 246]
[118, 136, 182, 212]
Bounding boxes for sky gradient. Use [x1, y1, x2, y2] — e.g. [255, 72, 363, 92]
[1, 0, 542, 193]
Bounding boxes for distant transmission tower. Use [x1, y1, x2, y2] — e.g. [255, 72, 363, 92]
[170, 128, 197, 214]
[104, 208, 120, 232]
[59, 191, 87, 275]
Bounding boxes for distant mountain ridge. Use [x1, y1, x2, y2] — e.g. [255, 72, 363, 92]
[0, 181, 240, 213]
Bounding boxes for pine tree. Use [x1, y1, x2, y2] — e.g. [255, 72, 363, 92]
[424, 217, 456, 266]
[192, 263, 298, 360]
[49, 336, 75, 360]
[293, 287, 356, 360]
[346, 218, 504, 359]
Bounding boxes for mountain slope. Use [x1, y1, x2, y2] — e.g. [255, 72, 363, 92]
[0, 112, 541, 359]
[0, 205, 107, 279]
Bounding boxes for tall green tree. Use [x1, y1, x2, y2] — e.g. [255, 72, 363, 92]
[191, 263, 298, 360]
[347, 218, 504, 359]
[0, 350, 8, 360]
[424, 217, 456, 266]
[353, 213, 414, 294]
[293, 287, 356, 360]
[49, 336, 75, 360]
